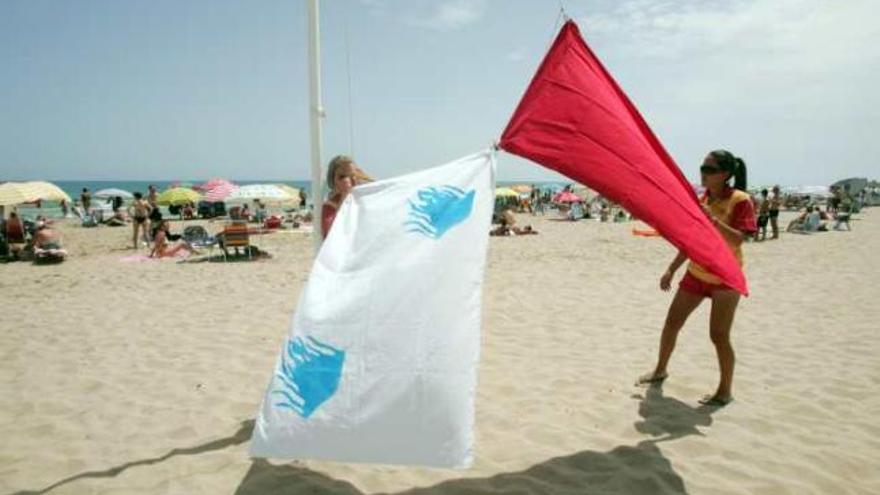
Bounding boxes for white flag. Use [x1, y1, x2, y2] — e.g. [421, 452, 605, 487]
[250, 150, 495, 468]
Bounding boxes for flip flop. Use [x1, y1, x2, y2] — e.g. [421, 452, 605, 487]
[635, 372, 668, 385]
[698, 394, 734, 407]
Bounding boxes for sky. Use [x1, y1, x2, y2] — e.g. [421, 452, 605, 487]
[1, 0, 878, 186]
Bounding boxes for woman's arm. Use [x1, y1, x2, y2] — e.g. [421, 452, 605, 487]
[660, 250, 688, 291]
[711, 217, 745, 245]
[666, 250, 688, 275]
[321, 202, 338, 240]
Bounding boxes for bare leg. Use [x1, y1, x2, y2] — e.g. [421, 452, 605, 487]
[132, 221, 140, 249]
[708, 289, 740, 400]
[770, 216, 779, 239]
[164, 242, 195, 257]
[647, 288, 704, 380]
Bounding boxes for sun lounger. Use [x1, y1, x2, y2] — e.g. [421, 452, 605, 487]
[182, 225, 217, 252]
[219, 222, 251, 261]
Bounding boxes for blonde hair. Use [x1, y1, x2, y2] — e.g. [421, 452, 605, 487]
[326, 155, 354, 193]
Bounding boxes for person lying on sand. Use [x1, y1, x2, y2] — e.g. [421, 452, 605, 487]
[150, 220, 198, 258]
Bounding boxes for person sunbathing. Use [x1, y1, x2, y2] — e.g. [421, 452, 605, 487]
[512, 225, 538, 235]
[104, 210, 127, 227]
[490, 224, 538, 236]
[150, 220, 198, 258]
[33, 222, 67, 262]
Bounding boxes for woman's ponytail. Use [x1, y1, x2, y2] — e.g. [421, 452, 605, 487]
[733, 157, 747, 192]
[709, 149, 748, 191]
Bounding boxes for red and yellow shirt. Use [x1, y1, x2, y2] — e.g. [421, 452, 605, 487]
[687, 187, 757, 285]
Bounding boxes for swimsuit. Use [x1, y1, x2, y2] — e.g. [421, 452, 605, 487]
[681, 187, 756, 297]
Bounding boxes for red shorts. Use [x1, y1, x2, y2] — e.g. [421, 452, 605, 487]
[679, 272, 730, 298]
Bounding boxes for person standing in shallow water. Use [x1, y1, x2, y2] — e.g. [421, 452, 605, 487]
[638, 150, 756, 407]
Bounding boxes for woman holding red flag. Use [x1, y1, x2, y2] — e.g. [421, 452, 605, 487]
[638, 150, 756, 407]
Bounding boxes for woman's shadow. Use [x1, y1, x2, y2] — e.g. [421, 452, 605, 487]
[632, 383, 717, 442]
[233, 385, 718, 495]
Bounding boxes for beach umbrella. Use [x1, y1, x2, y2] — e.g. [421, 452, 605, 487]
[511, 184, 533, 194]
[274, 184, 303, 207]
[226, 184, 293, 202]
[553, 191, 582, 203]
[785, 185, 832, 197]
[156, 187, 201, 206]
[94, 188, 134, 199]
[0, 182, 40, 206]
[195, 178, 234, 192]
[494, 187, 519, 197]
[22, 181, 72, 203]
[572, 185, 595, 201]
[203, 182, 237, 202]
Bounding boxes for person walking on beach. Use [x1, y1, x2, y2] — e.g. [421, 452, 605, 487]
[128, 192, 152, 249]
[321, 155, 358, 240]
[755, 189, 769, 241]
[147, 184, 158, 208]
[638, 150, 756, 407]
[768, 185, 782, 239]
[80, 188, 92, 213]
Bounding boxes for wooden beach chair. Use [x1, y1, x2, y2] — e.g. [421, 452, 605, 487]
[220, 222, 251, 261]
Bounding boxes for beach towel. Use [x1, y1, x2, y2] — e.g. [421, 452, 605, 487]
[500, 20, 748, 295]
[250, 150, 495, 468]
[119, 250, 190, 262]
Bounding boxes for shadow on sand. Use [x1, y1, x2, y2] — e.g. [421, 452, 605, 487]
[233, 384, 718, 495]
[10, 420, 254, 495]
[13, 385, 719, 495]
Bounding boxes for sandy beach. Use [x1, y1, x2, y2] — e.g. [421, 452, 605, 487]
[1, 209, 878, 495]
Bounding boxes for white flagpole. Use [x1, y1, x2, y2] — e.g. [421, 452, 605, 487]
[307, 0, 325, 251]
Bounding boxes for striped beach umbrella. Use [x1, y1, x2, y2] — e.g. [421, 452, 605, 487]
[195, 178, 234, 192]
[226, 184, 292, 202]
[203, 182, 237, 202]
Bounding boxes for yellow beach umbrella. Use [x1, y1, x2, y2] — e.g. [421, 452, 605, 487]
[0, 182, 40, 206]
[23, 181, 72, 203]
[156, 187, 201, 206]
[495, 187, 519, 197]
[511, 184, 532, 194]
[274, 184, 303, 207]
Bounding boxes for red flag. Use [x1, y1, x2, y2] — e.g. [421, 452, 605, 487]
[500, 20, 748, 295]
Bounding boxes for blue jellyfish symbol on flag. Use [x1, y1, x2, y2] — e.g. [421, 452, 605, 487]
[405, 186, 475, 239]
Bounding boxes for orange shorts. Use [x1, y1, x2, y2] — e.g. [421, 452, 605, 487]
[679, 272, 730, 298]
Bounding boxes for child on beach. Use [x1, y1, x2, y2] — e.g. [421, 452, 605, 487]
[638, 150, 756, 407]
[321, 155, 358, 239]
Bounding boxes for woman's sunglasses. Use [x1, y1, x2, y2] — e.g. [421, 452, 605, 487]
[700, 165, 722, 175]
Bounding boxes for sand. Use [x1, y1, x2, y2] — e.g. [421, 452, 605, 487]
[1, 209, 878, 494]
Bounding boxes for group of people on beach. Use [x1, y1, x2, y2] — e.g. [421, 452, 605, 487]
[0, 211, 67, 263]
